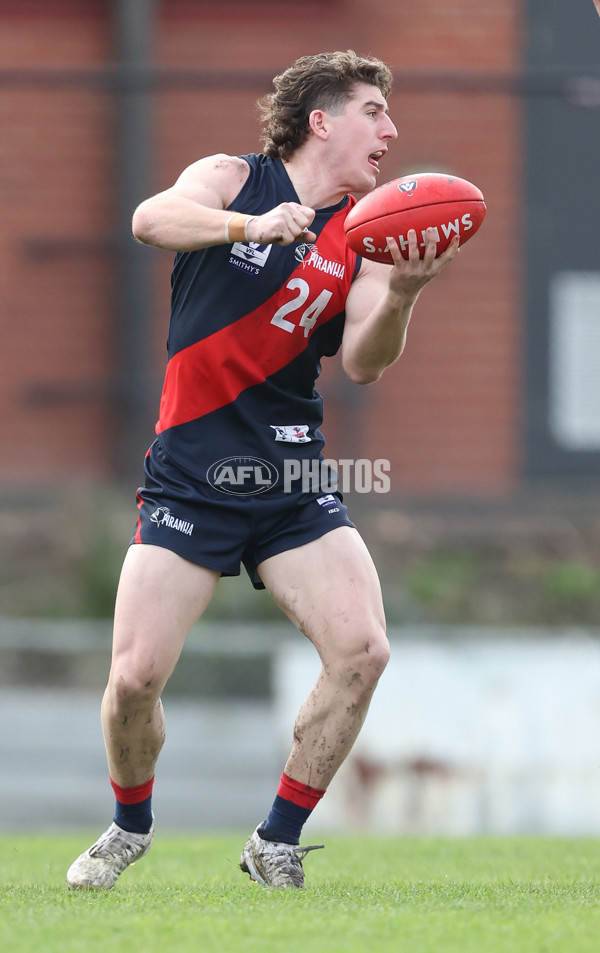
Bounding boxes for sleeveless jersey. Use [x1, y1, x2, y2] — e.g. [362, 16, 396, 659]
[155, 153, 361, 497]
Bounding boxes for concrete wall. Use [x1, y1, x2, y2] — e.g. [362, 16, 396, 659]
[2, 619, 600, 835]
[277, 630, 600, 836]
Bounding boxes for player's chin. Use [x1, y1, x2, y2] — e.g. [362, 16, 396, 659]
[353, 168, 379, 194]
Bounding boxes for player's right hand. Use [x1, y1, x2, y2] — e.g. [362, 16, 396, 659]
[247, 202, 317, 245]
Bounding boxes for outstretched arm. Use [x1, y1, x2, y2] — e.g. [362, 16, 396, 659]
[131, 153, 316, 251]
[341, 228, 459, 384]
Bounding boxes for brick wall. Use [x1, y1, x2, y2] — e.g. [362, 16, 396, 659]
[0, 0, 523, 496]
[0, 1, 114, 482]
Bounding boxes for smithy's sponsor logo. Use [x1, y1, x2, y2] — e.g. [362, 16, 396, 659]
[207, 456, 279, 495]
[361, 214, 474, 256]
[228, 242, 272, 277]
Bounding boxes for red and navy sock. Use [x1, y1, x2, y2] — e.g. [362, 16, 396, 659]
[257, 772, 325, 845]
[110, 777, 154, 834]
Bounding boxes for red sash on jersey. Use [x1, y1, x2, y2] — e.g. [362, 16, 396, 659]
[157, 211, 358, 434]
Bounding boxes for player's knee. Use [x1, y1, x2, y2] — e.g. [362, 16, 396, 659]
[105, 666, 162, 713]
[362, 626, 390, 682]
[345, 623, 389, 690]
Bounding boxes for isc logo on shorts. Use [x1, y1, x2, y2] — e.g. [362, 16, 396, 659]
[316, 494, 340, 514]
[207, 456, 279, 495]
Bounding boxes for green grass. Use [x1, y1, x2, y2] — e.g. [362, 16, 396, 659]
[2, 834, 600, 953]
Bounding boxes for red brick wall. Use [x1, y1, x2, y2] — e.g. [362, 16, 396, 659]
[0, 1, 114, 483]
[0, 0, 523, 496]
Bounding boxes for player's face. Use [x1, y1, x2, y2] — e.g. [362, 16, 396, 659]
[326, 83, 398, 193]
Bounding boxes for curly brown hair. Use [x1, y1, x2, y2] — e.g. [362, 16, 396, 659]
[259, 50, 393, 162]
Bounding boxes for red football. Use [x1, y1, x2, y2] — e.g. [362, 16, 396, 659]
[344, 172, 486, 263]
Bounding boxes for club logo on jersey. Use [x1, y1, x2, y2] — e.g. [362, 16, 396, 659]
[270, 424, 311, 444]
[293, 241, 346, 279]
[207, 456, 279, 495]
[303, 247, 346, 279]
[295, 242, 318, 264]
[228, 241, 272, 278]
[149, 506, 194, 536]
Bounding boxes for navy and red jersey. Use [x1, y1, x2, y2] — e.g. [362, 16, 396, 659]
[155, 153, 361, 497]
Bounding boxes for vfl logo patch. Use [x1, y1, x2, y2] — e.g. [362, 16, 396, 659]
[398, 180, 418, 195]
[270, 424, 311, 444]
[149, 506, 194, 536]
[228, 242, 272, 278]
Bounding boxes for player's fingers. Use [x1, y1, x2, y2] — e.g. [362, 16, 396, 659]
[281, 202, 315, 238]
[385, 235, 404, 266]
[277, 226, 315, 246]
[272, 218, 302, 245]
[291, 211, 316, 240]
[291, 203, 316, 228]
[421, 228, 439, 267]
[406, 228, 421, 263]
[299, 227, 317, 243]
[277, 209, 316, 245]
[436, 235, 460, 267]
[262, 202, 313, 245]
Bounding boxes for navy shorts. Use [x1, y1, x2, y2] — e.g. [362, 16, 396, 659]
[132, 439, 355, 590]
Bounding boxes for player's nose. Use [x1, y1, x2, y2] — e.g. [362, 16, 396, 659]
[381, 113, 398, 140]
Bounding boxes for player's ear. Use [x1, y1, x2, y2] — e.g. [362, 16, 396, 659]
[308, 109, 329, 141]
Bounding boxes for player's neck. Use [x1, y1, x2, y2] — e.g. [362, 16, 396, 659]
[283, 152, 348, 210]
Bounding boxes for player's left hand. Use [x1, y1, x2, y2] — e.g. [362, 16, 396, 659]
[386, 228, 459, 300]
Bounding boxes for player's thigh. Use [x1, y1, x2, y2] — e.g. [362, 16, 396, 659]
[110, 543, 220, 689]
[258, 526, 387, 663]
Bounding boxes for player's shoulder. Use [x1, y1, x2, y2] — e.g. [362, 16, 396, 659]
[179, 152, 250, 184]
[209, 153, 251, 174]
[172, 153, 252, 207]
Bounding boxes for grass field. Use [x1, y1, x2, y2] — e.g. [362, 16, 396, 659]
[2, 833, 600, 953]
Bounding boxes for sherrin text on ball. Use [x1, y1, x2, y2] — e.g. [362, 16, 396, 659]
[344, 172, 487, 263]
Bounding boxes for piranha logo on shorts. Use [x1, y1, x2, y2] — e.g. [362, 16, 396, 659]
[149, 506, 194, 536]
